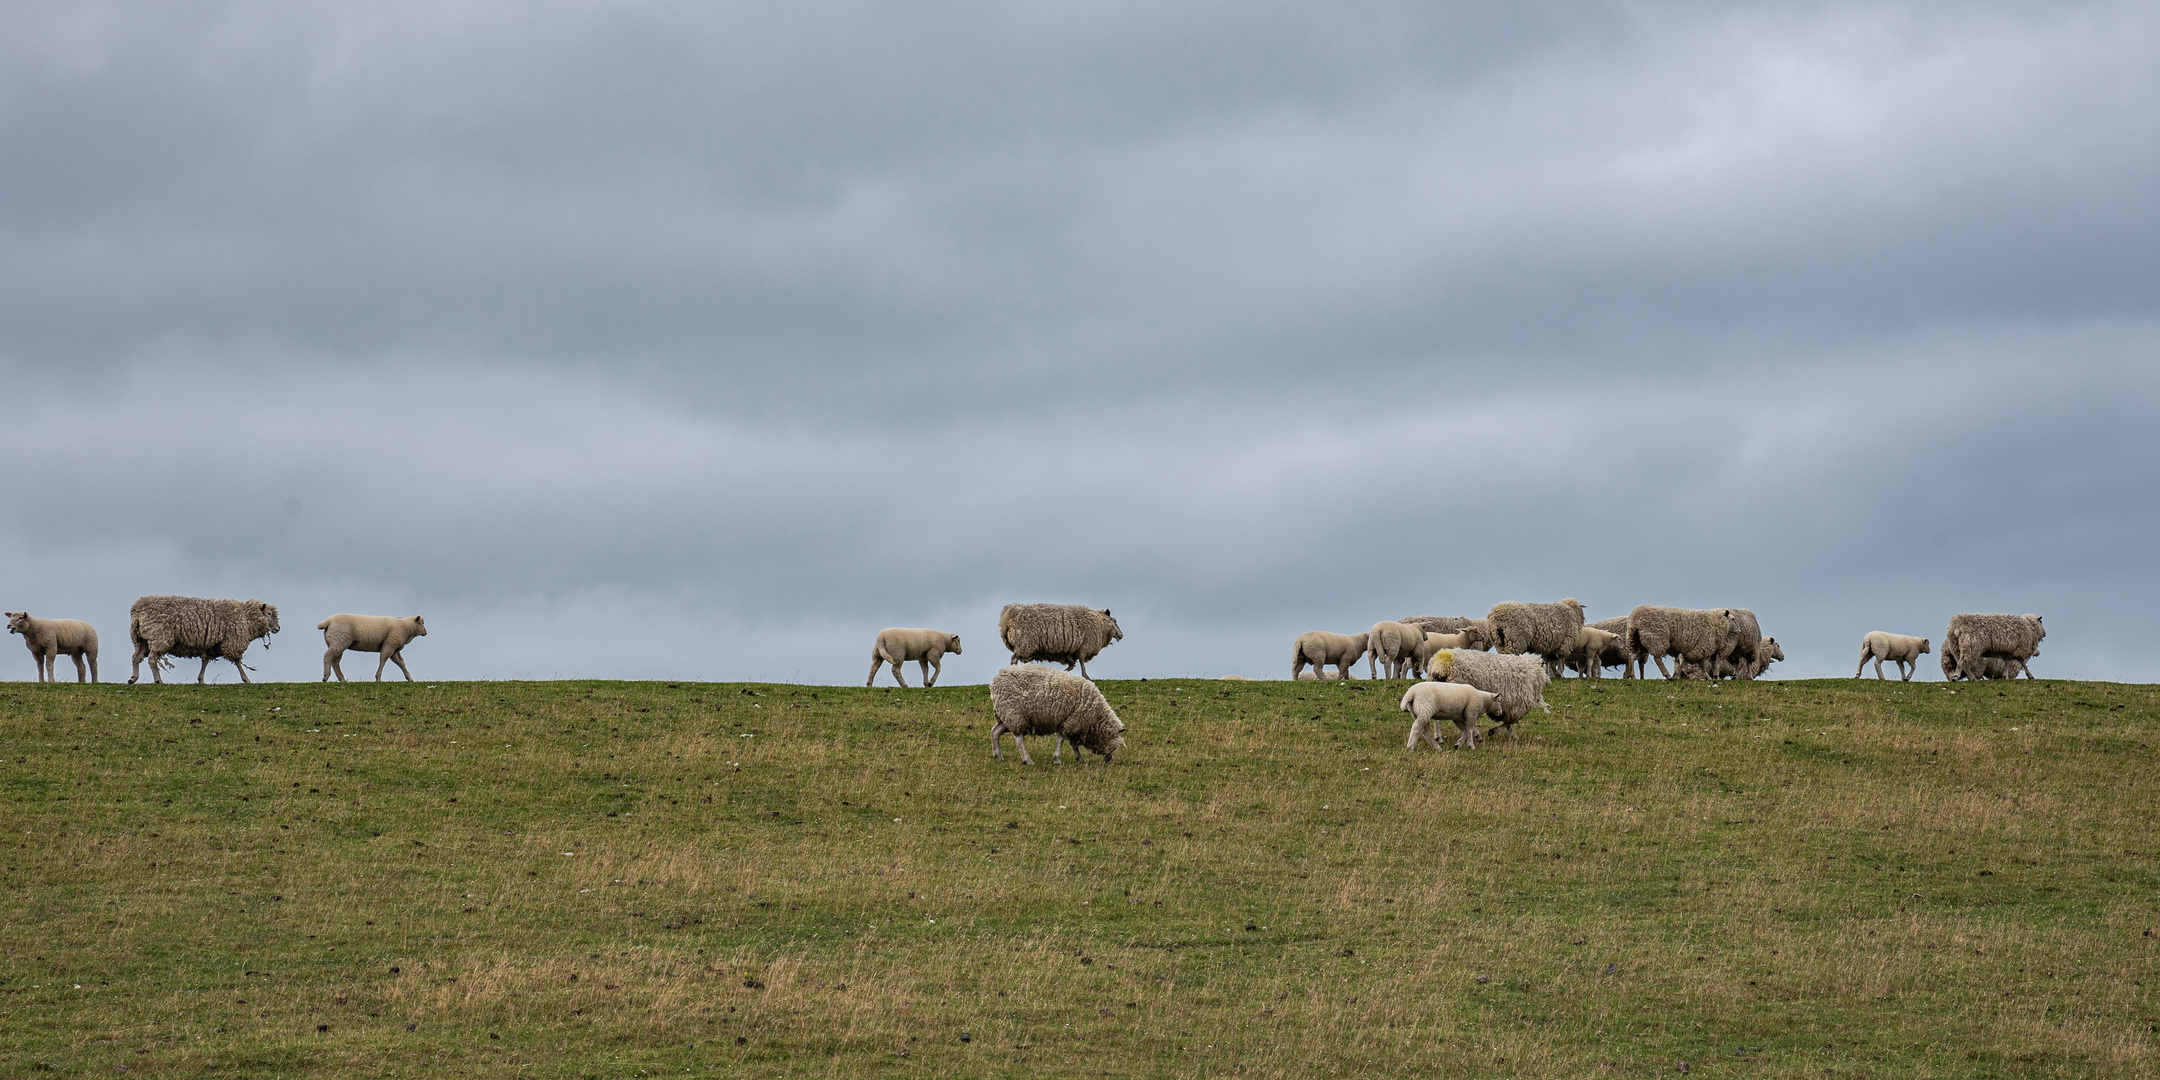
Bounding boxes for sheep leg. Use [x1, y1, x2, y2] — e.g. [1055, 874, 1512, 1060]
[1455, 717, 1479, 749]
[386, 650, 414, 682]
[1053, 734, 1065, 764]
[1650, 653, 1673, 679]
[230, 655, 252, 684]
[70, 652, 88, 683]
[864, 656, 884, 687]
[1075, 659, 1088, 679]
[917, 658, 934, 687]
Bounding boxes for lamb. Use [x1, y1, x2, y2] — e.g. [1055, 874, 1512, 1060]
[1291, 631, 1369, 681]
[1567, 616, 1633, 678]
[127, 596, 280, 685]
[1944, 613, 2044, 680]
[6, 612, 99, 683]
[1400, 615, 1473, 634]
[1367, 621, 1427, 680]
[1412, 631, 1474, 678]
[1855, 632, 1930, 681]
[318, 614, 427, 683]
[1400, 681, 1505, 751]
[1458, 619, 1494, 650]
[1425, 649, 1551, 743]
[1487, 598, 1586, 675]
[1559, 625, 1621, 679]
[865, 628, 962, 688]
[988, 664, 1127, 765]
[1625, 606, 1738, 679]
[999, 604, 1122, 678]
[1753, 637, 1784, 678]
[1969, 655, 2028, 680]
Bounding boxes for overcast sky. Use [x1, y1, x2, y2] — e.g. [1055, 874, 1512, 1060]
[4, 1, 2156, 685]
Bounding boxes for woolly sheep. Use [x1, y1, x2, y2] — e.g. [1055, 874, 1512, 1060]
[1968, 655, 2028, 680]
[127, 596, 280, 685]
[6, 612, 99, 683]
[1566, 616, 1633, 678]
[1626, 606, 1738, 680]
[1458, 619, 1494, 651]
[1367, 621, 1426, 680]
[1425, 649, 1551, 742]
[1753, 637, 1785, 678]
[1944, 613, 2044, 680]
[1292, 631, 1368, 681]
[1559, 625, 1621, 680]
[865, 627, 962, 688]
[319, 614, 427, 683]
[1855, 632, 1930, 681]
[988, 664, 1126, 765]
[1487, 598, 1586, 674]
[1400, 615, 1473, 635]
[999, 604, 1122, 679]
[1412, 631, 1474, 678]
[1400, 681, 1504, 751]
[1723, 609, 1765, 680]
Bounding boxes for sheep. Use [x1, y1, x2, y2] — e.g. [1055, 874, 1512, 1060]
[999, 604, 1122, 678]
[1458, 619, 1494, 650]
[1969, 654, 2028, 680]
[1625, 606, 1737, 680]
[1944, 613, 2044, 680]
[1753, 637, 1785, 678]
[6, 612, 99, 683]
[318, 614, 427, 683]
[1425, 649, 1551, 743]
[1412, 631, 1474, 679]
[988, 664, 1126, 765]
[1487, 598, 1586, 675]
[1400, 681, 1505, 750]
[1565, 616, 1633, 678]
[1400, 615, 1473, 635]
[1291, 631, 1368, 681]
[1855, 632, 1930, 681]
[127, 596, 280, 685]
[865, 627, 962, 688]
[1723, 609, 1765, 680]
[1559, 625, 1621, 679]
[1367, 621, 1427, 680]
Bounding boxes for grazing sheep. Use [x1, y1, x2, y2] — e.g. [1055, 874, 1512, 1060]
[1292, 631, 1369, 681]
[1400, 681, 1505, 750]
[1626, 606, 1738, 680]
[988, 664, 1126, 765]
[1367, 621, 1427, 680]
[1412, 631, 1474, 679]
[1944, 613, 2045, 680]
[1855, 632, 1930, 681]
[1559, 625, 1621, 679]
[6, 612, 99, 683]
[127, 596, 280, 685]
[318, 614, 427, 683]
[865, 627, 962, 688]
[1487, 599, 1586, 674]
[1426, 649, 1551, 743]
[999, 604, 1122, 678]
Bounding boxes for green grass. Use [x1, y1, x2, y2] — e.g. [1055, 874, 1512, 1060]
[1, 674, 2156, 1077]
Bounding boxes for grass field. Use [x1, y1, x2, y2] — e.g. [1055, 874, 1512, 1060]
[2, 673, 2156, 1077]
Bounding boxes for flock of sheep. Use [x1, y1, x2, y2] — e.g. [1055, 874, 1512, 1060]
[864, 600, 2049, 761]
[6, 593, 2050, 758]
[4, 597, 424, 686]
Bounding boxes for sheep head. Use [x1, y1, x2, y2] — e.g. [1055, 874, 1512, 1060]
[1099, 611, 1123, 643]
[1917, 638, 1930, 655]
[412, 615, 428, 637]
[946, 634, 961, 654]
[4, 612, 24, 635]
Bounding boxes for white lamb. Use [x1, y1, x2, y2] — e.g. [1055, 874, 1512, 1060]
[1855, 632, 1930, 681]
[1400, 681, 1504, 750]
[318, 614, 427, 683]
[866, 628, 962, 688]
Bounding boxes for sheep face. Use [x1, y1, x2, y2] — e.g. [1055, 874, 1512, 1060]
[1101, 611, 1123, 643]
[413, 616, 428, 637]
[4, 612, 24, 636]
[947, 634, 962, 654]
[1917, 638, 1929, 655]
[251, 601, 282, 635]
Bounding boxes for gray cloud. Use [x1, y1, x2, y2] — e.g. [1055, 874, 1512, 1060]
[3, 1, 2155, 685]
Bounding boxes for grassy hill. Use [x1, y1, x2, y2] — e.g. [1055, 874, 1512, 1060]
[1, 674, 2155, 1077]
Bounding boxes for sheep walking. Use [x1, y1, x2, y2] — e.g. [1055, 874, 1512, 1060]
[1367, 621, 1426, 680]
[319, 614, 427, 682]
[1625, 606, 1738, 679]
[1559, 625, 1621, 679]
[1566, 616, 1633, 678]
[1487, 599, 1586, 675]
[988, 664, 1126, 765]
[127, 596, 280, 685]
[999, 604, 1122, 679]
[1723, 609, 1766, 680]
[1400, 681, 1504, 750]
[1942, 613, 2044, 681]
[1291, 631, 1368, 681]
[866, 628, 962, 688]
[1855, 632, 1930, 681]
[6, 612, 99, 683]
[1425, 649, 1551, 743]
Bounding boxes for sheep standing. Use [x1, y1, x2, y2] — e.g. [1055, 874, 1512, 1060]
[1723, 609, 1766, 680]
[1943, 613, 2044, 681]
[988, 664, 1126, 765]
[1367, 621, 1426, 680]
[319, 614, 427, 683]
[1559, 625, 1621, 680]
[1400, 681, 1504, 750]
[865, 628, 962, 688]
[999, 604, 1122, 678]
[1400, 615, 1473, 635]
[1412, 631, 1474, 679]
[1754, 638, 1785, 678]
[127, 596, 280, 685]
[1487, 598, 1586, 675]
[6, 612, 99, 683]
[1625, 606, 1737, 680]
[1291, 631, 1368, 681]
[1567, 616, 1633, 678]
[1855, 632, 1930, 681]
[1425, 649, 1551, 743]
